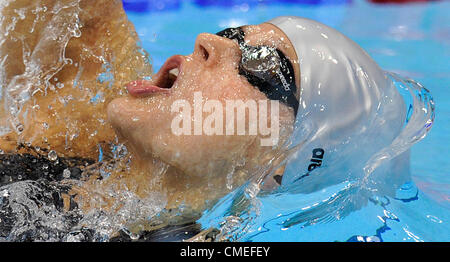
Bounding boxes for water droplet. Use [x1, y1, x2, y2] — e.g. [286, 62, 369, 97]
[48, 150, 58, 161]
[63, 168, 71, 179]
[16, 123, 24, 133]
[226, 171, 233, 190]
[1, 189, 9, 197]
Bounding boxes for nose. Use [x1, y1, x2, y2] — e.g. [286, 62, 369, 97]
[193, 33, 241, 67]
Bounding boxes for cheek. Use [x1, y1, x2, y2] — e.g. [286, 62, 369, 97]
[180, 65, 266, 102]
[150, 67, 269, 174]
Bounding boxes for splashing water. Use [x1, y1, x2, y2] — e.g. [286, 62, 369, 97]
[0, 0, 447, 242]
[0, 0, 166, 241]
[0, 0, 82, 135]
[199, 72, 444, 242]
[0, 0, 152, 159]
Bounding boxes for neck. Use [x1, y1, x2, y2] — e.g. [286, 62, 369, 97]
[71, 130, 292, 223]
[72, 150, 235, 216]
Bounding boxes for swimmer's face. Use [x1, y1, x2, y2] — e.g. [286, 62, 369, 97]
[107, 23, 299, 179]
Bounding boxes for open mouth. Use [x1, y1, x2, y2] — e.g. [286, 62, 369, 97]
[126, 55, 183, 96]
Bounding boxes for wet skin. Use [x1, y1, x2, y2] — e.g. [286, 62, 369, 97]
[0, 2, 302, 233]
[105, 23, 301, 210]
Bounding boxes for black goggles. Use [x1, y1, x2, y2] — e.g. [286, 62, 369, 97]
[216, 27, 299, 116]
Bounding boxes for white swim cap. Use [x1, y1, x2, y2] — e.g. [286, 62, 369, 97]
[268, 16, 407, 192]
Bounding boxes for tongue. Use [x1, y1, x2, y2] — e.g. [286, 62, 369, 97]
[126, 80, 168, 97]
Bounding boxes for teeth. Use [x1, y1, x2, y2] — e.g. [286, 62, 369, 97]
[169, 68, 179, 76]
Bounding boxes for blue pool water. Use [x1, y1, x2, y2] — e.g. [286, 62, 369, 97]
[124, 0, 449, 241]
